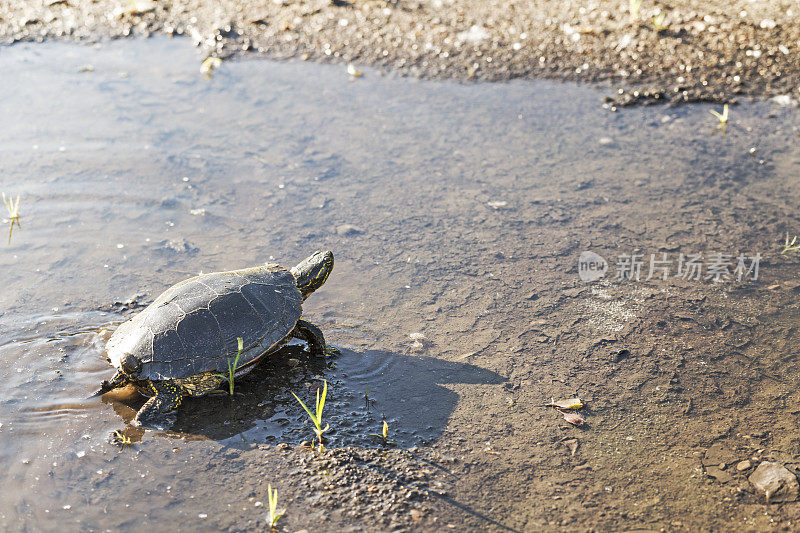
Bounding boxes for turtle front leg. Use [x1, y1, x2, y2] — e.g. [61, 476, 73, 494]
[292, 319, 340, 357]
[131, 380, 183, 429]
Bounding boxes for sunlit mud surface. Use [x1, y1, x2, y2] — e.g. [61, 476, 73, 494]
[2, 37, 800, 531]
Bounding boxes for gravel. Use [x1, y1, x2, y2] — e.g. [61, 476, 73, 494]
[3, 0, 800, 105]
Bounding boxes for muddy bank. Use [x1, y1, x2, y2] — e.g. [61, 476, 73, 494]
[3, 0, 800, 106]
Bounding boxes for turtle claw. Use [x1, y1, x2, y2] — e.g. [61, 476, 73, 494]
[89, 372, 130, 398]
[109, 429, 133, 450]
[88, 381, 111, 398]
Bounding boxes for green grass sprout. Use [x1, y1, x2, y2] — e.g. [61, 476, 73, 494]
[216, 337, 244, 395]
[368, 416, 396, 446]
[782, 233, 800, 254]
[228, 337, 244, 395]
[292, 380, 329, 450]
[629, 0, 641, 21]
[267, 484, 285, 530]
[710, 104, 729, 135]
[3, 193, 21, 245]
[200, 57, 222, 78]
[364, 385, 375, 411]
[651, 12, 668, 32]
[710, 104, 729, 124]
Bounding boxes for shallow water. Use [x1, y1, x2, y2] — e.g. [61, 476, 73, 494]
[2, 37, 800, 531]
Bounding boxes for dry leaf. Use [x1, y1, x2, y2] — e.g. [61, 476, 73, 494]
[558, 409, 585, 427]
[549, 397, 583, 410]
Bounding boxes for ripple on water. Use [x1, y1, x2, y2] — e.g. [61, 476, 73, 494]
[0, 311, 119, 436]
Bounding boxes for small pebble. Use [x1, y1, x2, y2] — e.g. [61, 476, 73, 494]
[770, 94, 796, 107]
[336, 224, 363, 236]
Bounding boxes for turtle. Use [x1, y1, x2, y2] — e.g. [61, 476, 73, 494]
[91, 250, 338, 428]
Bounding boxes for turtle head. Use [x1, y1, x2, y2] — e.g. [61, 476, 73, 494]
[120, 353, 142, 377]
[291, 250, 334, 299]
[88, 355, 140, 398]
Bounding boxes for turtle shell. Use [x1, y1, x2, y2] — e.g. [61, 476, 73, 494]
[106, 264, 302, 381]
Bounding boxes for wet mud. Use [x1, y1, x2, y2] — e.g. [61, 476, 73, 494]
[2, 38, 800, 531]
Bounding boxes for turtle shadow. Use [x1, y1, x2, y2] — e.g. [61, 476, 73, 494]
[105, 345, 506, 448]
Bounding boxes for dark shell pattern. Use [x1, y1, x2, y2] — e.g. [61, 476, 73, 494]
[106, 264, 303, 381]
